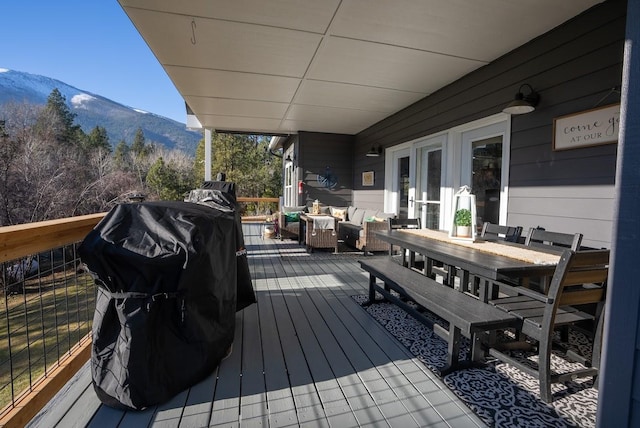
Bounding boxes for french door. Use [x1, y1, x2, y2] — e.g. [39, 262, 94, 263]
[388, 135, 445, 229]
[411, 137, 444, 229]
[386, 115, 509, 232]
[460, 121, 509, 226]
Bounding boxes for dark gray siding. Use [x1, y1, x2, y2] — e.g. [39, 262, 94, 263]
[297, 131, 354, 208]
[351, 152, 385, 210]
[354, 0, 625, 248]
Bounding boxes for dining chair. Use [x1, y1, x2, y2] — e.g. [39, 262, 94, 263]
[480, 223, 523, 243]
[387, 218, 421, 267]
[524, 228, 583, 251]
[463, 223, 524, 297]
[523, 228, 584, 296]
[488, 248, 609, 403]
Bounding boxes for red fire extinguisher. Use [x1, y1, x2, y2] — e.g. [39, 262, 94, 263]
[298, 180, 303, 194]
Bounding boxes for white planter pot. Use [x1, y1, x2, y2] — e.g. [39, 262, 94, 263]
[456, 226, 471, 237]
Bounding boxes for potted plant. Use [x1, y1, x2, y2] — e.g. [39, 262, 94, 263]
[454, 208, 472, 237]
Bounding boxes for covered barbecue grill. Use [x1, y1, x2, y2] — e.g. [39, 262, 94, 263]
[79, 198, 254, 410]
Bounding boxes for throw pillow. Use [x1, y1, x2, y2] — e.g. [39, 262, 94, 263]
[347, 206, 358, 221]
[331, 207, 347, 221]
[284, 212, 300, 223]
[350, 208, 366, 225]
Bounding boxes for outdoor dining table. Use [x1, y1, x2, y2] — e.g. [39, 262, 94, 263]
[375, 228, 563, 301]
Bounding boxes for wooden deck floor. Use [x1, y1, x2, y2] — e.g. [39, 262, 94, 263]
[28, 224, 486, 428]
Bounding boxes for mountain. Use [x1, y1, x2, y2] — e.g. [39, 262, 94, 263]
[0, 68, 202, 154]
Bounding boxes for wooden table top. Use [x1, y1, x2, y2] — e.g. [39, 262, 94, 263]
[375, 229, 561, 281]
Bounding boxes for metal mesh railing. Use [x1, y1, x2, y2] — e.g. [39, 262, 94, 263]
[0, 243, 96, 411]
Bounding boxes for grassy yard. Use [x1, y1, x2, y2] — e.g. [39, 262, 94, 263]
[0, 270, 96, 410]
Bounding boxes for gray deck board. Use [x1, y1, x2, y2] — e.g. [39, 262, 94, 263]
[27, 223, 486, 428]
[239, 299, 268, 426]
[255, 281, 298, 427]
[26, 361, 95, 428]
[209, 310, 244, 427]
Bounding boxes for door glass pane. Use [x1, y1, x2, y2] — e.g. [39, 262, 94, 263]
[398, 156, 410, 219]
[472, 136, 502, 225]
[284, 163, 294, 206]
[427, 150, 441, 200]
[415, 147, 441, 229]
[425, 149, 441, 229]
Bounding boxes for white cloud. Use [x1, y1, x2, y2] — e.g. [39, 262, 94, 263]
[0, 68, 9, 73]
[71, 93, 96, 108]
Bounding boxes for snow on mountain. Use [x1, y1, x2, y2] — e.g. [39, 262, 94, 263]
[71, 93, 97, 109]
[0, 68, 201, 154]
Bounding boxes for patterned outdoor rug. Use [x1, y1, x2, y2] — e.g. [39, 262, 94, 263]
[352, 294, 598, 428]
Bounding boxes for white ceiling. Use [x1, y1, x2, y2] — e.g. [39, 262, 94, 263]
[118, 0, 602, 135]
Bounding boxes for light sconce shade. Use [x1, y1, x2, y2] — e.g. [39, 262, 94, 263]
[502, 83, 540, 115]
[366, 145, 382, 157]
[285, 152, 295, 163]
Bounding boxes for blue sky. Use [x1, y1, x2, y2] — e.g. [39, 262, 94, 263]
[1, 1, 186, 124]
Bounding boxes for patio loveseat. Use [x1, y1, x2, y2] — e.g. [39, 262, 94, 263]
[338, 206, 395, 254]
[278, 205, 394, 254]
[277, 205, 307, 240]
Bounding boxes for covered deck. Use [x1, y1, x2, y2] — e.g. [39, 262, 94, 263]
[28, 223, 483, 427]
[25, 223, 597, 427]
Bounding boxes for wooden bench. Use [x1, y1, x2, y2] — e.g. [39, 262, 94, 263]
[359, 258, 519, 376]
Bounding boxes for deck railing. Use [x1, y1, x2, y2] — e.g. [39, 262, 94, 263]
[237, 197, 280, 222]
[0, 213, 105, 426]
[0, 197, 279, 426]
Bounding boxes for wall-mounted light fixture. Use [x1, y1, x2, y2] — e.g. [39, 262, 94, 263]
[285, 152, 296, 164]
[366, 145, 382, 157]
[502, 83, 540, 115]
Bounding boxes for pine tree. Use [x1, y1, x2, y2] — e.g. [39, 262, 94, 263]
[86, 126, 111, 152]
[130, 127, 151, 157]
[113, 139, 130, 169]
[147, 157, 181, 200]
[37, 88, 84, 145]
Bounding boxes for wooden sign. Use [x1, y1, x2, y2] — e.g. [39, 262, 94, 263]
[553, 103, 620, 151]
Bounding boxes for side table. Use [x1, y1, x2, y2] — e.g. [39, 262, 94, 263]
[299, 214, 338, 253]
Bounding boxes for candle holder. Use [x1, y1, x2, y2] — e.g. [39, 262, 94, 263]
[449, 185, 477, 241]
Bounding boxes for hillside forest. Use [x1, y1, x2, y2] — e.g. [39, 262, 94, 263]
[0, 89, 282, 226]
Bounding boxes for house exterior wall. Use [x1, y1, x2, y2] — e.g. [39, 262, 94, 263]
[354, 0, 625, 248]
[295, 131, 354, 208]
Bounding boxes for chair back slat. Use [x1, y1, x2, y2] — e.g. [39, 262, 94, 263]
[525, 228, 583, 251]
[562, 268, 609, 287]
[559, 288, 606, 306]
[388, 218, 421, 230]
[481, 223, 522, 242]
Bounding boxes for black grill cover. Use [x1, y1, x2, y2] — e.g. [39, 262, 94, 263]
[185, 184, 255, 311]
[79, 200, 253, 410]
